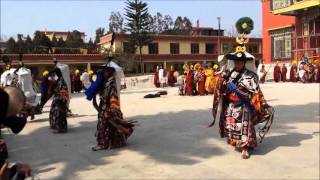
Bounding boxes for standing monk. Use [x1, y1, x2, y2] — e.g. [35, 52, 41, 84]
[290, 61, 298, 82]
[153, 65, 160, 88]
[281, 64, 287, 82]
[273, 61, 281, 82]
[167, 65, 177, 87]
[197, 67, 206, 96]
[185, 65, 193, 96]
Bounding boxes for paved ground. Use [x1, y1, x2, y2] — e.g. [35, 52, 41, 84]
[3, 82, 320, 179]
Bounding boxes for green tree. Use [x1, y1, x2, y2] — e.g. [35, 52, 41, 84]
[172, 16, 193, 35]
[16, 34, 25, 53]
[94, 27, 105, 45]
[163, 15, 174, 32]
[66, 31, 82, 47]
[40, 34, 52, 53]
[108, 11, 124, 33]
[33, 31, 42, 53]
[7, 37, 16, 54]
[124, 0, 153, 73]
[86, 38, 96, 54]
[65, 32, 73, 47]
[51, 35, 58, 47]
[56, 37, 66, 47]
[55, 37, 66, 54]
[113, 48, 139, 73]
[25, 35, 34, 53]
[32, 31, 52, 53]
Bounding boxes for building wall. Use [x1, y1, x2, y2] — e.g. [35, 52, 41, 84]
[262, 0, 295, 64]
[294, 10, 320, 60]
[115, 40, 221, 55]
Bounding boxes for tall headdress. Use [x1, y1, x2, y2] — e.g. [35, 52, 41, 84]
[218, 17, 256, 72]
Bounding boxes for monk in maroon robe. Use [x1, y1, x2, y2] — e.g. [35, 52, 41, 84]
[290, 64, 298, 82]
[185, 69, 193, 96]
[153, 66, 160, 88]
[273, 63, 281, 82]
[197, 68, 206, 96]
[167, 65, 177, 87]
[281, 64, 287, 82]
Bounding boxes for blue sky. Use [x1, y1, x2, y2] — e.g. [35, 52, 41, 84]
[1, 0, 262, 41]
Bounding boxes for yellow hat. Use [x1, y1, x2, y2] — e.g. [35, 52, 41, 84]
[213, 64, 219, 69]
[43, 70, 49, 77]
[88, 70, 94, 75]
[194, 63, 201, 70]
[183, 63, 189, 70]
[292, 60, 297, 65]
[75, 69, 80, 74]
[314, 59, 319, 65]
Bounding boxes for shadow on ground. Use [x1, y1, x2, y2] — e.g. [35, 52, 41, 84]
[3, 102, 319, 178]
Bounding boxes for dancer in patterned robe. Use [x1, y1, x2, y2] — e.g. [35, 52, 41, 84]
[49, 68, 69, 133]
[88, 66, 136, 151]
[210, 17, 274, 159]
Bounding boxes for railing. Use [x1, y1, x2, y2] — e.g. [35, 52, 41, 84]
[271, 0, 293, 10]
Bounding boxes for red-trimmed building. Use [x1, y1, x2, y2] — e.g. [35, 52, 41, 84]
[262, 0, 320, 64]
[99, 28, 262, 73]
[0, 54, 105, 77]
[0, 41, 8, 53]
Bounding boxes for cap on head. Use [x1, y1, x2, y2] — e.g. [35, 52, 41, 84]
[43, 70, 49, 77]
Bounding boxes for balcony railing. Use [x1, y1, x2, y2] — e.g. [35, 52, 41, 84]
[271, 0, 293, 10]
[271, 0, 320, 14]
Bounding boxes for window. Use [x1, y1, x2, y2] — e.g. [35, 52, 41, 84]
[205, 43, 216, 54]
[170, 43, 179, 54]
[272, 34, 292, 60]
[303, 23, 309, 36]
[191, 43, 199, 54]
[148, 43, 158, 54]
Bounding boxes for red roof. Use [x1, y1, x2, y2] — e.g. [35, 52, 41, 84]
[39, 31, 85, 35]
[0, 41, 8, 46]
[100, 33, 262, 44]
[192, 27, 214, 30]
[0, 54, 104, 63]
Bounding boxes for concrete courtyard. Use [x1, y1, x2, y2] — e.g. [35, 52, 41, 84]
[3, 82, 320, 179]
